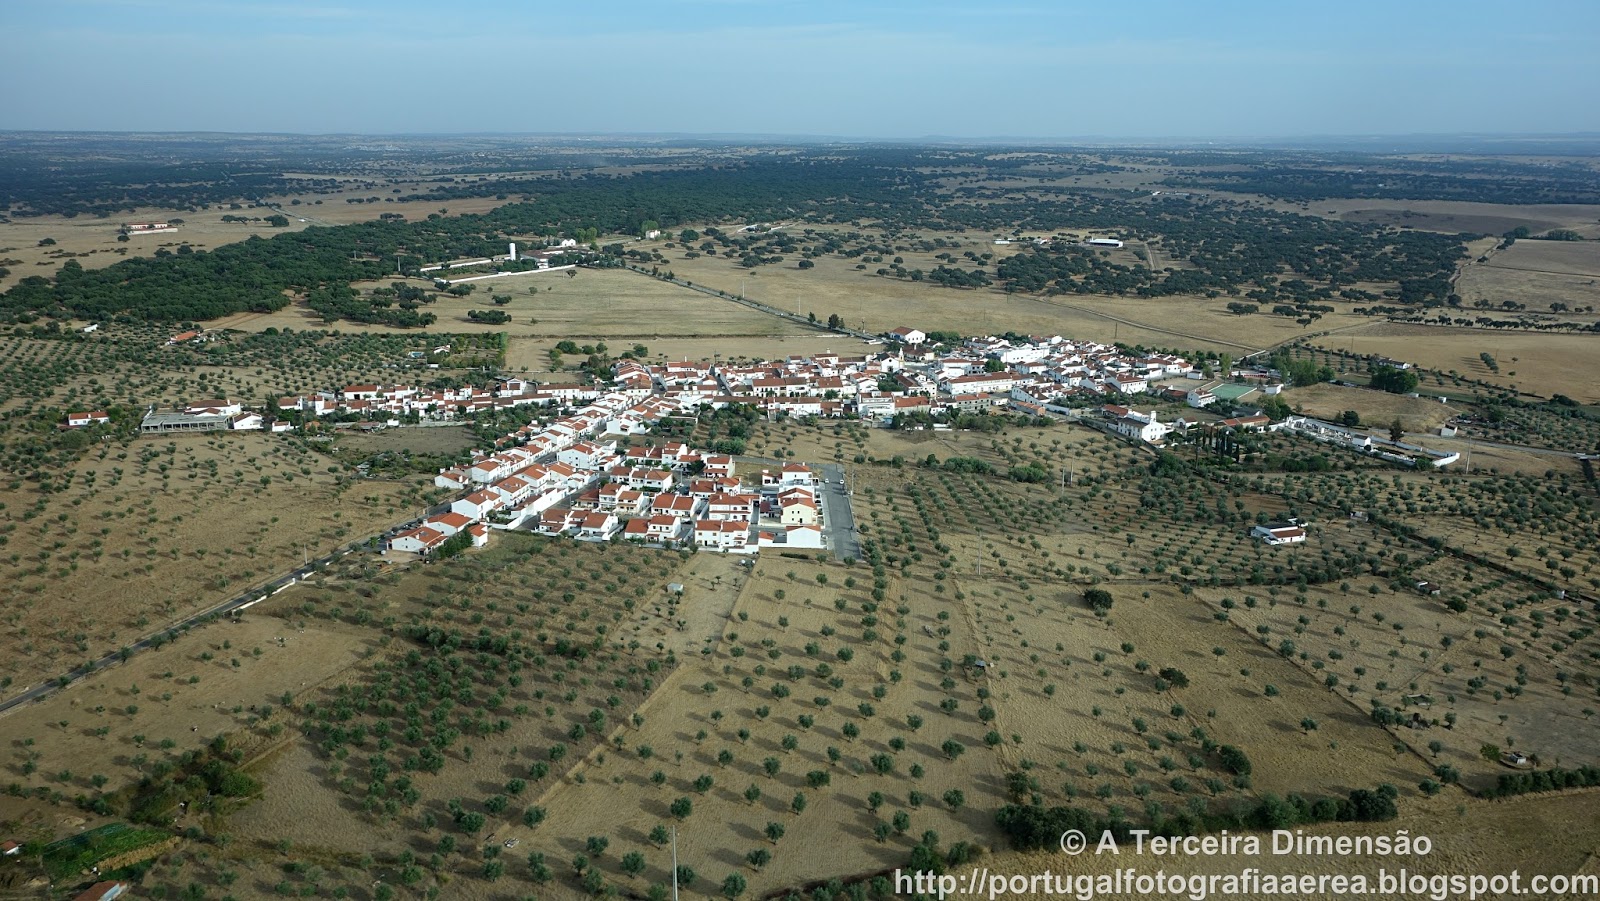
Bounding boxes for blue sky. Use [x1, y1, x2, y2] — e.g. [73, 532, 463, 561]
[3, 0, 1597, 138]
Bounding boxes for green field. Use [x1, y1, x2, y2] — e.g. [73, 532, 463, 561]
[42, 823, 171, 881]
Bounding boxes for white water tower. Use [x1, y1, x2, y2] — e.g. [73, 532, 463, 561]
[508, 242, 517, 261]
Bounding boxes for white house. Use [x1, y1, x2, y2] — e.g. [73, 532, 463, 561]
[451, 489, 502, 521]
[644, 514, 686, 542]
[578, 511, 619, 540]
[650, 493, 700, 519]
[496, 377, 532, 397]
[423, 511, 473, 536]
[888, 327, 926, 345]
[391, 526, 448, 554]
[184, 399, 242, 417]
[1103, 373, 1149, 395]
[780, 496, 819, 526]
[1111, 410, 1172, 444]
[694, 519, 751, 551]
[857, 394, 899, 420]
[705, 493, 760, 522]
[557, 440, 616, 470]
[786, 524, 825, 548]
[1252, 524, 1307, 546]
[761, 463, 818, 489]
[64, 411, 111, 428]
[943, 372, 1015, 396]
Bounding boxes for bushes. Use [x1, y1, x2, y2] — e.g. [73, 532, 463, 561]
[1008, 463, 1049, 483]
[1216, 745, 1251, 777]
[1157, 667, 1189, 689]
[941, 456, 994, 475]
[1484, 766, 1600, 799]
[994, 803, 1106, 850]
[1371, 366, 1420, 394]
[1083, 588, 1114, 613]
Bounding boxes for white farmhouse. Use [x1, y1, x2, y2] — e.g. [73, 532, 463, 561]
[1252, 524, 1307, 546]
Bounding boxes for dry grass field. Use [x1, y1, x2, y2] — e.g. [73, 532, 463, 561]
[0, 432, 421, 693]
[1, 614, 376, 801]
[661, 234, 1367, 354]
[1479, 240, 1600, 277]
[332, 426, 475, 459]
[1457, 239, 1600, 312]
[1282, 383, 1457, 434]
[1257, 198, 1600, 237]
[1310, 322, 1600, 402]
[209, 267, 752, 337]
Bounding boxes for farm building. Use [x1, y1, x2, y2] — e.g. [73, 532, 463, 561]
[65, 411, 111, 428]
[390, 526, 447, 555]
[1252, 524, 1307, 546]
[139, 410, 232, 434]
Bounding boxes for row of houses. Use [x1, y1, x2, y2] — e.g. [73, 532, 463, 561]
[387, 385, 831, 558]
[147, 331, 1209, 444]
[278, 378, 607, 421]
[598, 334, 1205, 425]
[532, 464, 824, 554]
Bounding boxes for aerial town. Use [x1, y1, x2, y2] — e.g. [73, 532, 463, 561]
[66, 330, 1463, 570]
[6, 31, 1599, 894]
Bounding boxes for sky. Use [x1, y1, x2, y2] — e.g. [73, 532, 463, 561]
[2, 0, 1598, 139]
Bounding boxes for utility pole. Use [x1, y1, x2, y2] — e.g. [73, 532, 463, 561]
[671, 826, 679, 901]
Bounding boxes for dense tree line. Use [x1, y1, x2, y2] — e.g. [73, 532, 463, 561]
[995, 783, 1398, 850]
[1369, 366, 1420, 394]
[307, 285, 437, 328]
[991, 203, 1463, 303]
[1164, 158, 1600, 206]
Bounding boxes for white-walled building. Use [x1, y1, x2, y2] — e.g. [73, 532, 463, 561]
[1252, 524, 1307, 546]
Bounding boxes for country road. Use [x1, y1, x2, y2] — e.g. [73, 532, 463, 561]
[623, 265, 878, 343]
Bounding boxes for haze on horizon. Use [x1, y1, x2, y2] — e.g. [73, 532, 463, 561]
[2, 0, 1597, 140]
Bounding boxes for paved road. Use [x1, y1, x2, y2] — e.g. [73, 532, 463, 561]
[818, 463, 860, 561]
